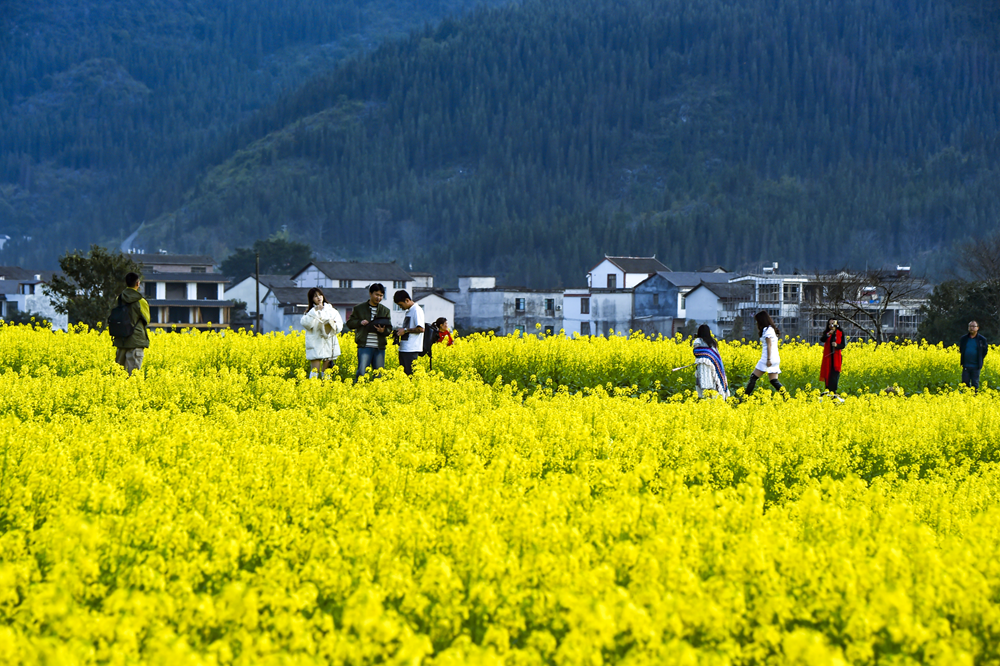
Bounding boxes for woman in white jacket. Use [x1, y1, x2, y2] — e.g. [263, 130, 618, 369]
[302, 287, 343, 379]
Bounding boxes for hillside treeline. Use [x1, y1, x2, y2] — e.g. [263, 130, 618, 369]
[0, 0, 504, 264]
[141, 0, 1000, 286]
[4, 0, 1000, 286]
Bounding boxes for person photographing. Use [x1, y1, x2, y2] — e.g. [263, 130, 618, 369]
[819, 318, 847, 395]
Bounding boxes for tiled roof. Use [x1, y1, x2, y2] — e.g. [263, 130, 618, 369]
[138, 254, 215, 266]
[600, 256, 671, 274]
[297, 261, 413, 282]
[657, 271, 734, 288]
[143, 272, 229, 282]
[266, 287, 374, 306]
[147, 300, 235, 307]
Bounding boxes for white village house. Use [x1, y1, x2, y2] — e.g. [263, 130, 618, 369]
[447, 276, 563, 335]
[227, 261, 454, 334]
[0, 267, 68, 330]
[135, 254, 235, 330]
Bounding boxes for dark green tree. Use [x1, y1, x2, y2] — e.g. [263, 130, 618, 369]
[221, 237, 314, 280]
[918, 280, 1000, 345]
[45, 245, 143, 328]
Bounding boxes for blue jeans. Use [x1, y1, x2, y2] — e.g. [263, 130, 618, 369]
[355, 347, 385, 382]
[962, 366, 981, 390]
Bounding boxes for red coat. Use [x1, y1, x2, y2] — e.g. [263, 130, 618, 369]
[820, 329, 844, 380]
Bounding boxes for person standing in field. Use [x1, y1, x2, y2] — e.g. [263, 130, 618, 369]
[692, 324, 729, 398]
[393, 290, 425, 376]
[346, 283, 392, 382]
[819, 317, 847, 394]
[744, 311, 784, 395]
[110, 272, 151, 376]
[436, 318, 454, 346]
[301, 287, 343, 379]
[958, 320, 988, 390]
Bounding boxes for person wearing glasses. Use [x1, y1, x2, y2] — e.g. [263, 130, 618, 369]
[958, 320, 988, 390]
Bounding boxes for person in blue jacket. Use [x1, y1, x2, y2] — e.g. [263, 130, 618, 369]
[958, 320, 988, 390]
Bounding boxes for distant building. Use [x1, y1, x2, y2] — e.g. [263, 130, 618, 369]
[0, 267, 68, 330]
[224, 275, 298, 329]
[138, 255, 234, 330]
[448, 276, 563, 335]
[565, 256, 735, 337]
[728, 263, 929, 341]
[292, 261, 417, 327]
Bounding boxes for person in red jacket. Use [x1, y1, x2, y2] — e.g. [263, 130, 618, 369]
[820, 318, 847, 394]
[436, 318, 454, 345]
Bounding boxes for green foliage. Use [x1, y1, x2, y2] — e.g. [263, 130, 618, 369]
[918, 280, 1000, 345]
[3, 0, 1000, 286]
[45, 245, 143, 328]
[138, 0, 1000, 285]
[220, 236, 314, 280]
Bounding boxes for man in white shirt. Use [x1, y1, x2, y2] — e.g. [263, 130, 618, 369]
[393, 290, 425, 376]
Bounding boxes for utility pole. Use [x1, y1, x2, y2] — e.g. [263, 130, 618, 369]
[255, 252, 261, 334]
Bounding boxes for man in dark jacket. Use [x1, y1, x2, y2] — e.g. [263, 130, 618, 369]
[346, 283, 392, 382]
[958, 320, 988, 390]
[112, 272, 151, 375]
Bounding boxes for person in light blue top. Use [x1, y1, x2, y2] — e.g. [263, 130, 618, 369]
[958, 320, 988, 390]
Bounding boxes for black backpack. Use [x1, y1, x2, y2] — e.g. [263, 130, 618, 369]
[107, 296, 134, 339]
[422, 321, 440, 354]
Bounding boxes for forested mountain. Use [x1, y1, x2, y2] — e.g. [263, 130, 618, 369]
[3, 0, 1000, 287]
[0, 0, 506, 266]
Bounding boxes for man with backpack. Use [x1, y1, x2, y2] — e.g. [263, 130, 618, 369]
[109, 272, 151, 376]
[393, 290, 426, 376]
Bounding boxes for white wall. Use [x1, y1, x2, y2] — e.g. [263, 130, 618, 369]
[294, 266, 331, 288]
[561, 290, 591, 336]
[589, 291, 632, 336]
[415, 294, 455, 331]
[683, 287, 723, 336]
[588, 260, 624, 290]
[225, 277, 263, 315]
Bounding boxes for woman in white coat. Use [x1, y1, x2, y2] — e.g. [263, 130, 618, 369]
[302, 287, 343, 379]
[744, 310, 784, 395]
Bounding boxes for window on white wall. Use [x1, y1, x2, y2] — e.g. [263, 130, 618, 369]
[393, 281, 405, 289]
[515, 298, 526, 311]
[607, 275, 617, 290]
[339, 280, 352, 288]
[580, 298, 590, 314]
[581, 321, 591, 336]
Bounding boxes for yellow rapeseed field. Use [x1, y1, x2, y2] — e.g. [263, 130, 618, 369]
[2, 323, 999, 665]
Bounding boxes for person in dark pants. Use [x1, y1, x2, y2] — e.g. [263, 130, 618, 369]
[958, 320, 988, 390]
[346, 283, 391, 383]
[819, 318, 847, 394]
[393, 290, 425, 376]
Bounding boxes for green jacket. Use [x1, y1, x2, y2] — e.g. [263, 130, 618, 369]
[346, 300, 392, 349]
[112, 287, 151, 349]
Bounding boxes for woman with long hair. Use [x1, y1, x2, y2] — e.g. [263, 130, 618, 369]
[301, 287, 343, 379]
[820, 317, 847, 394]
[436, 317, 454, 346]
[692, 324, 729, 398]
[745, 311, 784, 395]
